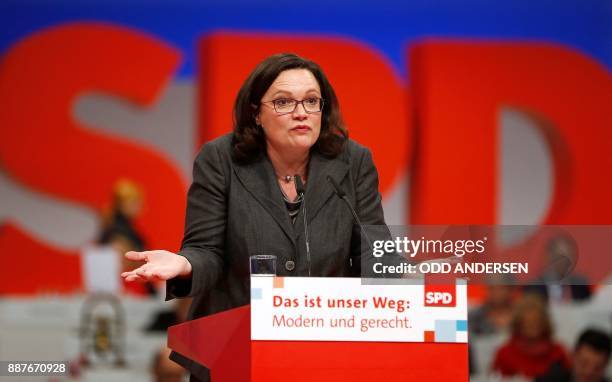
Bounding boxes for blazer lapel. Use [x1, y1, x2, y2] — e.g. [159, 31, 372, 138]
[233, 156, 297, 247]
[301, 150, 350, 227]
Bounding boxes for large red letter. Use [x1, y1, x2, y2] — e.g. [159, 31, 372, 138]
[409, 42, 612, 224]
[0, 23, 184, 293]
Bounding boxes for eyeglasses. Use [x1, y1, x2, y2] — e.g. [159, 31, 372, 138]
[261, 97, 324, 115]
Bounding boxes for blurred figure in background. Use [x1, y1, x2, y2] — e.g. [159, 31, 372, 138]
[152, 346, 185, 382]
[492, 294, 570, 379]
[524, 234, 591, 303]
[99, 179, 155, 296]
[469, 282, 517, 335]
[536, 328, 611, 382]
[99, 179, 146, 251]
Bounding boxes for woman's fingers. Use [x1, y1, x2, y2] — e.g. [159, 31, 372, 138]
[137, 266, 169, 281]
[121, 270, 146, 282]
[135, 264, 164, 279]
[122, 263, 152, 280]
[125, 251, 147, 261]
[136, 266, 152, 278]
[124, 273, 145, 282]
[122, 250, 182, 282]
[121, 267, 144, 277]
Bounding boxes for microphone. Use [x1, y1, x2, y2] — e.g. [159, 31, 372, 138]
[326, 176, 373, 265]
[294, 175, 311, 276]
[328, 176, 408, 279]
[294, 174, 305, 196]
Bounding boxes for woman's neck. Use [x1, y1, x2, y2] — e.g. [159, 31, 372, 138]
[267, 145, 309, 179]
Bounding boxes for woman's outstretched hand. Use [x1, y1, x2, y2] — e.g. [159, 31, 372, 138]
[121, 250, 192, 282]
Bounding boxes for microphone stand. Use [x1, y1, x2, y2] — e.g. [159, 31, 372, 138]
[294, 175, 311, 276]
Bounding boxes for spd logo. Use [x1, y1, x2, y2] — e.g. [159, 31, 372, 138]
[424, 284, 456, 307]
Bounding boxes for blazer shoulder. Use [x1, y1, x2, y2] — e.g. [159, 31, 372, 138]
[190, 133, 234, 188]
[194, 133, 233, 163]
[199, 133, 233, 154]
[343, 138, 372, 165]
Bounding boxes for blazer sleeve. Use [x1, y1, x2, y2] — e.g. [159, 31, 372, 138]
[166, 141, 227, 300]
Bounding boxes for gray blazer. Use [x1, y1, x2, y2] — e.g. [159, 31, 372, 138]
[167, 132, 389, 314]
[166, 133, 390, 380]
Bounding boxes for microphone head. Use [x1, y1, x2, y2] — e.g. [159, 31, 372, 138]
[326, 175, 346, 198]
[294, 174, 305, 196]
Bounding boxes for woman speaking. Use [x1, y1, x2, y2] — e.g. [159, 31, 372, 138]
[121, 53, 390, 380]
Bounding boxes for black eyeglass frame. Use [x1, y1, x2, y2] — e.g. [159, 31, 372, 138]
[260, 97, 325, 115]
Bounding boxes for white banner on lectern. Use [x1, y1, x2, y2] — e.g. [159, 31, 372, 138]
[251, 277, 467, 343]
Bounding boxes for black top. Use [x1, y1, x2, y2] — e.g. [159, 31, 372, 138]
[281, 189, 303, 224]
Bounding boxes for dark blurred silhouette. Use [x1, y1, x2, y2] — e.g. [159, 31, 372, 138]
[524, 234, 591, 302]
[99, 179, 146, 251]
[536, 328, 611, 382]
[492, 294, 570, 378]
[98, 179, 155, 296]
[469, 283, 517, 335]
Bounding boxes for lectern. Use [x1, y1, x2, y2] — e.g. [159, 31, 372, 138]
[168, 277, 469, 381]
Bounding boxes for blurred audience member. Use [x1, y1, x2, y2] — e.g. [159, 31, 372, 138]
[99, 179, 155, 296]
[99, 179, 146, 251]
[536, 328, 611, 382]
[152, 346, 185, 382]
[524, 235, 591, 302]
[469, 343, 477, 375]
[492, 295, 570, 379]
[469, 283, 516, 335]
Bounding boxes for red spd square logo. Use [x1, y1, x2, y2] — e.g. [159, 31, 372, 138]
[424, 284, 456, 307]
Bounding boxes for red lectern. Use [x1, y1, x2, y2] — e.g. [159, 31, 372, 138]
[168, 304, 468, 381]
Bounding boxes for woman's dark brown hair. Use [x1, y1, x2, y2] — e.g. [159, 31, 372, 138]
[232, 53, 347, 162]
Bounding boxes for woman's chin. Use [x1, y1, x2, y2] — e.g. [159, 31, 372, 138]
[287, 136, 316, 150]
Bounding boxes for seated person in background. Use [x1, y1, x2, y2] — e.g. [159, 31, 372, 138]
[536, 328, 611, 382]
[469, 282, 517, 335]
[152, 346, 185, 382]
[492, 294, 570, 379]
[100, 179, 156, 296]
[99, 179, 146, 252]
[524, 234, 591, 302]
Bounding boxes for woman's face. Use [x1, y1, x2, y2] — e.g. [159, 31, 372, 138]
[256, 69, 322, 155]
